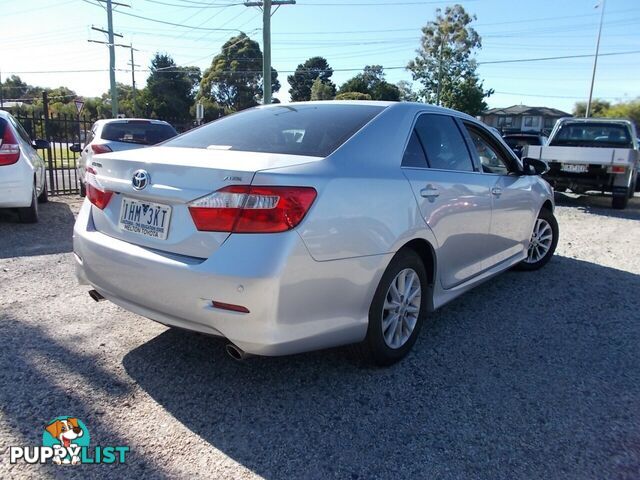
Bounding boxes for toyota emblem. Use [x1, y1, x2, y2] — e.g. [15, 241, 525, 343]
[132, 170, 150, 190]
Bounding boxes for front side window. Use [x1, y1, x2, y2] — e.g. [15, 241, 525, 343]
[466, 124, 512, 175]
[414, 114, 474, 172]
[165, 104, 385, 158]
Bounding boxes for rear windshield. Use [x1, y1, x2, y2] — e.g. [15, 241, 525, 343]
[164, 104, 385, 157]
[550, 122, 633, 148]
[504, 136, 543, 148]
[101, 122, 177, 146]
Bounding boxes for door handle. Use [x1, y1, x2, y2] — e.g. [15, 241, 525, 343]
[420, 185, 440, 199]
[491, 187, 503, 196]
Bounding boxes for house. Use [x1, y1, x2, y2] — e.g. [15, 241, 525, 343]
[480, 105, 571, 134]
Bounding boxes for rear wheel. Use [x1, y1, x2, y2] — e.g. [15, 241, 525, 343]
[612, 191, 630, 209]
[18, 185, 39, 223]
[355, 249, 428, 366]
[516, 208, 558, 271]
[37, 179, 48, 203]
[79, 182, 86, 198]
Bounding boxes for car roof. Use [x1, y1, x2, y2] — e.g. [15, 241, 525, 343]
[261, 100, 478, 122]
[95, 118, 172, 126]
[557, 117, 633, 126]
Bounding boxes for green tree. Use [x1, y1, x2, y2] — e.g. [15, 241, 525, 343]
[408, 4, 492, 115]
[199, 33, 280, 112]
[397, 80, 418, 102]
[573, 99, 611, 118]
[604, 98, 640, 126]
[338, 65, 400, 101]
[1, 75, 33, 100]
[310, 77, 335, 100]
[142, 53, 201, 121]
[335, 92, 372, 101]
[288, 56, 335, 101]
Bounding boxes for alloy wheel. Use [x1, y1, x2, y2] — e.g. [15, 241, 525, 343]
[525, 218, 553, 264]
[381, 268, 421, 349]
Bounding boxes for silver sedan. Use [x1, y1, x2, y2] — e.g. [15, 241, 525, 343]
[73, 101, 558, 365]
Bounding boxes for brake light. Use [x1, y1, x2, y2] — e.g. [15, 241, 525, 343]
[91, 144, 113, 154]
[0, 126, 21, 166]
[609, 165, 626, 174]
[188, 185, 317, 233]
[86, 183, 113, 210]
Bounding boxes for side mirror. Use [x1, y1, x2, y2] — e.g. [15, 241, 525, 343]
[69, 143, 82, 153]
[32, 139, 50, 150]
[522, 156, 549, 176]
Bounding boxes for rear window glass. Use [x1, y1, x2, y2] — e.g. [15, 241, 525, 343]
[550, 122, 632, 148]
[101, 122, 177, 145]
[504, 136, 542, 148]
[164, 104, 385, 157]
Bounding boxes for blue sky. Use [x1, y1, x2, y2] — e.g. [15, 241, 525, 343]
[2, 0, 639, 112]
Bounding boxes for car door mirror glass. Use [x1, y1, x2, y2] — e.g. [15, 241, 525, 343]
[522, 157, 549, 176]
[33, 139, 50, 150]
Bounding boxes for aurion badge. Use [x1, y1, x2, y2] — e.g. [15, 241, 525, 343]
[132, 170, 150, 190]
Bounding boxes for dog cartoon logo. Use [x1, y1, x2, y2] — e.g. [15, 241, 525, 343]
[43, 417, 90, 465]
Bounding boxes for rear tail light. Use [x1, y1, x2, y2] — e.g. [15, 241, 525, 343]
[188, 185, 317, 233]
[91, 144, 113, 155]
[85, 167, 113, 210]
[0, 126, 21, 166]
[608, 165, 626, 174]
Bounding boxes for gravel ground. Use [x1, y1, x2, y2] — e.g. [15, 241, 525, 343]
[0, 193, 639, 479]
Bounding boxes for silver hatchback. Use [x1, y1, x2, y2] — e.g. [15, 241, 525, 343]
[73, 102, 558, 365]
[72, 118, 177, 196]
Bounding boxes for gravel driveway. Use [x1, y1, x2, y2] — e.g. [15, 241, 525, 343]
[1, 193, 639, 479]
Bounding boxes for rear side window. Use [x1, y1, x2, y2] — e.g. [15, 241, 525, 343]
[101, 122, 177, 146]
[8, 115, 31, 143]
[402, 131, 428, 168]
[414, 114, 474, 172]
[164, 104, 385, 157]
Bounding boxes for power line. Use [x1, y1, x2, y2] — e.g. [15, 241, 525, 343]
[142, 0, 243, 7]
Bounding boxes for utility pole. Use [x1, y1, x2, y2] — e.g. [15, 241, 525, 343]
[586, 0, 605, 118]
[245, 0, 295, 105]
[128, 44, 140, 117]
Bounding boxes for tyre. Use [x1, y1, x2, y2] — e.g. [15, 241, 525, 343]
[37, 180, 48, 203]
[18, 185, 39, 223]
[516, 208, 558, 271]
[612, 192, 629, 209]
[355, 249, 428, 366]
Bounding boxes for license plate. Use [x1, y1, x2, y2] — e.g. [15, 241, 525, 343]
[561, 163, 589, 173]
[118, 197, 172, 240]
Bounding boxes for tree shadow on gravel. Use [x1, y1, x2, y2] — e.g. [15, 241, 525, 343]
[0, 200, 77, 258]
[123, 256, 640, 480]
[555, 191, 640, 221]
[0, 316, 168, 479]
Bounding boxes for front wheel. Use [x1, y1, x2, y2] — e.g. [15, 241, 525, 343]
[356, 249, 428, 366]
[516, 208, 558, 271]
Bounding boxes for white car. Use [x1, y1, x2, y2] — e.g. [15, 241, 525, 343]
[0, 110, 49, 222]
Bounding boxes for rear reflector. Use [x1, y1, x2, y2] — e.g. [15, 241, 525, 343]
[212, 301, 250, 313]
[91, 144, 113, 155]
[0, 125, 21, 166]
[188, 185, 317, 233]
[609, 165, 626, 174]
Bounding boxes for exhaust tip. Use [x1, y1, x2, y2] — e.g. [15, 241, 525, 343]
[225, 343, 249, 361]
[88, 289, 105, 302]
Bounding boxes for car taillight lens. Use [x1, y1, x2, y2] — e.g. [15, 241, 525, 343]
[0, 126, 21, 166]
[188, 185, 317, 233]
[91, 144, 112, 154]
[85, 167, 113, 209]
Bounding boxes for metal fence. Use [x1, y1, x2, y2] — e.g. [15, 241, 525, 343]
[16, 113, 96, 196]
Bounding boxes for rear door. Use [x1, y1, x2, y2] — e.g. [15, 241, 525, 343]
[402, 113, 495, 289]
[462, 122, 537, 266]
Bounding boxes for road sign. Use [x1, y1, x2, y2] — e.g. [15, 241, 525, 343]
[74, 99, 85, 114]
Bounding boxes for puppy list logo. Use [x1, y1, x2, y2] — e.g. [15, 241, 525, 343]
[9, 416, 129, 465]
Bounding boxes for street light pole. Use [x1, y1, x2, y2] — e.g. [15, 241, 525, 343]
[586, 0, 605, 118]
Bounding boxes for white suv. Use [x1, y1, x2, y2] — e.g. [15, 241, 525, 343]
[0, 110, 48, 223]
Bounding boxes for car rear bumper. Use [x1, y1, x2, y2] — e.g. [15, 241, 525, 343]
[0, 161, 33, 208]
[73, 200, 390, 356]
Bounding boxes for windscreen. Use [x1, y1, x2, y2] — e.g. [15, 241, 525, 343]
[164, 104, 386, 157]
[101, 122, 177, 146]
[549, 122, 633, 148]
